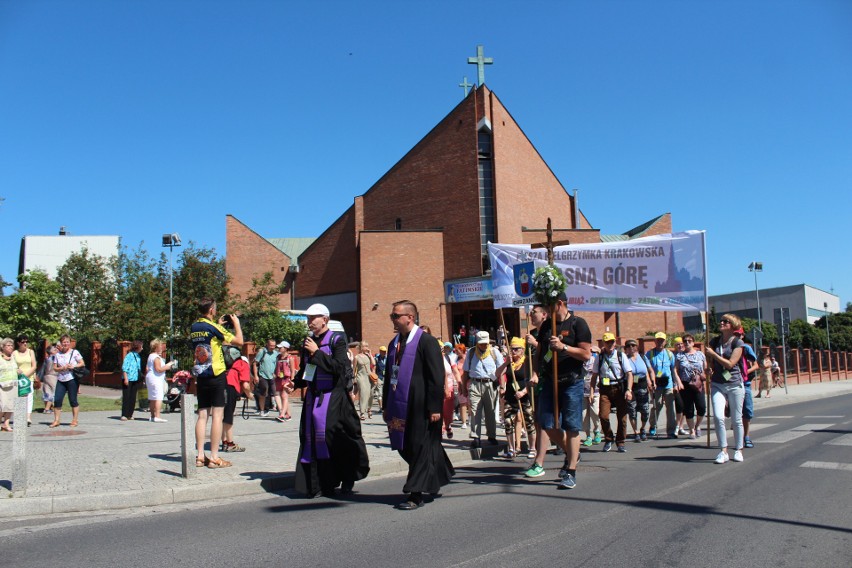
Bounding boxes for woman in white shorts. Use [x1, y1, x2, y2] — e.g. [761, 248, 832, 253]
[146, 340, 176, 423]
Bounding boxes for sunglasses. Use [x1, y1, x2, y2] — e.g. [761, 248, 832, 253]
[685, 339, 694, 343]
[720, 319, 731, 325]
[389, 312, 412, 321]
[511, 347, 523, 351]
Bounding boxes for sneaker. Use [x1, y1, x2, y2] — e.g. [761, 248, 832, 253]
[558, 473, 576, 489]
[276, 415, 287, 423]
[602, 441, 613, 452]
[695, 427, 702, 437]
[617, 445, 627, 453]
[502, 449, 515, 459]
[524, 464, 546, 478]
[744, 437, 754, 448]
[527, 450, 537, 459]
[152, 417, 167, 423]
[649, 427, 657, 437]
[732, 450, 744, 462]
[259, 411, 270, 418]
[639, 430, 647, 441]
[593, 431, 603, 444]
[678, 428, 690, 436]
[689, 432, 697, 440]
[557, 467, 569, 480]
[459, 423, 468, 430]
[633, 434, 641, 443]
[714, 451, 729, 464]
[582, 437, 594, 447]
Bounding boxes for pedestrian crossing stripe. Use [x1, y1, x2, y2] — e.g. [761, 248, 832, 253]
[758, 423, 834, 443]
[824, 434, 852, 446]
[800, 461, 852, 472]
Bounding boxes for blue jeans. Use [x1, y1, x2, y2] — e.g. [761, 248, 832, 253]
[742, 383, 754, 420]
[711, 382, 744, 450]
[54, 378, 80, 409]
[537, 379, 583, 432]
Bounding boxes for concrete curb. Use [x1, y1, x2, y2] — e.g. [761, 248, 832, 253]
[0, 445, 498, 517]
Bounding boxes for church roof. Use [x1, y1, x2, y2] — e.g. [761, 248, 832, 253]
[267, 237, 316, 265]
[599, 213, 669, 242]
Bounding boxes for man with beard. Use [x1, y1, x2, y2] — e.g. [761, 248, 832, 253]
[383, 300, 455, 510]
[294, 303, 369, 497]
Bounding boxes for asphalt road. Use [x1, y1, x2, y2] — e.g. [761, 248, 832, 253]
[2, 394, 851, 568]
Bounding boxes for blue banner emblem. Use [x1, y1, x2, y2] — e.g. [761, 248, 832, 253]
[513, 262, 535, 298]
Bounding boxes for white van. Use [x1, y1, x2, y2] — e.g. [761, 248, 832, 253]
[281, 310, 347, 335]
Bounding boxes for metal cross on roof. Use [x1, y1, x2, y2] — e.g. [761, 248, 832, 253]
[459, 76, 473, 97]
[467, 45, 493, 86]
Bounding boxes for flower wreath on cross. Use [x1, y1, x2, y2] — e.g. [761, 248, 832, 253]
[532, 265, 567, 306]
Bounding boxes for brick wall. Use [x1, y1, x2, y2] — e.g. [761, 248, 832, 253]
[225, 215, 293, 309]
[295, 207, 358, 299]
[359, 230, 445, 350]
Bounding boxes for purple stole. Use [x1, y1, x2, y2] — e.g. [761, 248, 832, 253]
[300, 332, 337, 464]
[386, 327, 423, 451]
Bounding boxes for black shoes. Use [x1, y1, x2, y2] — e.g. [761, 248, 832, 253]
[397, 493, 423, 510]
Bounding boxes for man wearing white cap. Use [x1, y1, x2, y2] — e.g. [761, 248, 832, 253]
[294, 303, 369, 497]
[461, 330, 504, 448]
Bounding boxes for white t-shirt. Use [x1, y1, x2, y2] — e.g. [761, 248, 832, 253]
[52, 349, 83, 383]
[147, 353, 166, 381]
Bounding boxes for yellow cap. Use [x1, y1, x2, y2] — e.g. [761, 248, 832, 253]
[510, 337, 526, 349]
[654, 332, 667, 340]
[674, 337, 683, 344]
[602, 332, 616, 342]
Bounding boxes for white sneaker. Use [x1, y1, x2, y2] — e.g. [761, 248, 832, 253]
[152, 417, 168, 423]
[459, 423, 467, 429]
[714, 451, 729, 464]
[732, 450, 744, 462]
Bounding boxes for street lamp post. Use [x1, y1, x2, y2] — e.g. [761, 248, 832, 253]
[748, 261, 763, 349]
[162, 233, 182, 345]
[823, 302, 831, 352]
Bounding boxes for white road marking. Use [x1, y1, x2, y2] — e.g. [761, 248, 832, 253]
[804, 415, 844, 419]
[759, 423, 834, 443]
[824, 434, 852, 446]
[759, 416, 794, 419]
[800, 461, 852, 472]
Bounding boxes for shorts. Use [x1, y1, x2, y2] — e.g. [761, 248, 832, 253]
[742, 384, 754, 420]
[196, 374, 226, 409]
[275, 377, 294, 394]
[536, 378, 583, 433]
[223, 384, 239, 425]
[255, 377, 276, 397]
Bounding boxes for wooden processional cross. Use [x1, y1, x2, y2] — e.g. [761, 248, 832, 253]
[530, 218, 572, 424]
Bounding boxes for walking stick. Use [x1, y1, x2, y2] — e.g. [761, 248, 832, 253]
[527, 309, 536, 414]
[704, 311, 711, 448]
[499, 308, 528, 452]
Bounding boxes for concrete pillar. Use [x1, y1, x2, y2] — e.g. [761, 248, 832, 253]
[180, 393, 197, 479]
[11, 395, 28, 496]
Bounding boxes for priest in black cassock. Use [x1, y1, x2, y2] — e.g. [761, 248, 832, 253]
[294, 303, 370, 497]
[383, 300, 455, 510]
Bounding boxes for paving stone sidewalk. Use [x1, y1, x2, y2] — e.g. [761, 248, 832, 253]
[1, 379, 850, 516]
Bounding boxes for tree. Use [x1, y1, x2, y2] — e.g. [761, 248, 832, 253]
[787, 319, 825, 350]
[112, 244, 169, 344]
[814, 311, 852, 352]
[55, 247, 118, 340]
[740, 317, 779, 346]
[249, 312, 308, 347]
[0, 270, 66, 341]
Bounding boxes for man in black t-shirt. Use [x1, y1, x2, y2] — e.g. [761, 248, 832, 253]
[524, 293, 592, 490]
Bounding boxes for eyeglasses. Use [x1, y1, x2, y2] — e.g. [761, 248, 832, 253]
[390, 312, 412, 321]
[511, 347, 523, 352]
[625, 344, 637, 348]
[684, 339, 694, 343]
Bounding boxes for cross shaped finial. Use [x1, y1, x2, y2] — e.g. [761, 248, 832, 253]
[459, 76, 473, 97]
[467, 45, 493, 86]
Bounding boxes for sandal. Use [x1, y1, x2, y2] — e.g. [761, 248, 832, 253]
[360, 414, 366, 421]
[49, 422, 61, 428]
[196, 456, 210, 467]
[70, 421, 78, 427]
[207, 457, 232, 469]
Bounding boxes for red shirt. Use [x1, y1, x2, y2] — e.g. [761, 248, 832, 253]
[226, 358, 250, 390]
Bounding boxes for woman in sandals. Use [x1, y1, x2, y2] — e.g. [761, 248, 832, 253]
[146, 340, 177, 423]
[51, 335, 84, 428]
[705, 314, 746, 464]
[0, 338, 19, 431]
[673, 334, 707, 439]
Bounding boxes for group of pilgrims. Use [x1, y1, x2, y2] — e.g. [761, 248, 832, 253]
[294, 293, 755, 508]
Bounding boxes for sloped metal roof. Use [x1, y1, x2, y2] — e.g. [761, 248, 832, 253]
[267, 238, 316, 265]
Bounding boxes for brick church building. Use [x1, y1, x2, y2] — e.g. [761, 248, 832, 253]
[226, 85, 683, 347]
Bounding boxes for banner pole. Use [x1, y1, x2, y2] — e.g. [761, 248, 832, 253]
[704, 310, 711, 449]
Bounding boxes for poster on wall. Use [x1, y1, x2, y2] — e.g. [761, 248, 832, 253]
[488, 231, 707, 312]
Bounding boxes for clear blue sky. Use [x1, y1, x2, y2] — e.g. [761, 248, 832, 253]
[2, 1, 850, 309]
